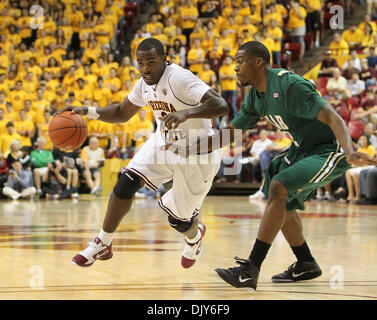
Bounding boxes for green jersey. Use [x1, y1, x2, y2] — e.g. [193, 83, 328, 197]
[232, 68, 335, 154]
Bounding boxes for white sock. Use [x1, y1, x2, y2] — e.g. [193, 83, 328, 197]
[186, 229, 201, 244]
[98, 229, 113, 245]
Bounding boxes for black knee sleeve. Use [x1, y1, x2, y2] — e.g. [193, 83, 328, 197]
[113, 171, 142, 199]
[168, 215, 193, 233]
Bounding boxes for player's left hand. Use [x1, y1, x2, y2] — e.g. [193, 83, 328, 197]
[346, 152, 377, 166]
[159, 110, 189, 130]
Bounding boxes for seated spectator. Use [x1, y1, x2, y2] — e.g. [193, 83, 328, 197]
[353, 90, 377, 125]
[347, 72, 365, 98]
[342, 49, 361, 72]
[345, 134, 376, 202]
[80, 136, 104, 195]
[366, 46, 377, 69]
[6, 139, 22, 169]
[341, 24, 363, 51]
[360, 58, 377, 88]
[342, 59, 360, 80]
[326, 68, 351, 98]
[31, 137, 54, 198]
[259, 130, 292, 176]
[318, 50, 338, 78]
[19, 146, 31, 170]
[363, 122, 377, 148]
[53, 147, 80, 199]
[41, 160, 71, 200]
[0, 153, 7, 188]
[358, 166, 377, 204]
[240, 129, 274, 183]
[329, 33, 349, 57]
[2, 159, 35, 200]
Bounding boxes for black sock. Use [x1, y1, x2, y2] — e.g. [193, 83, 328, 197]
[291, 241, 314, 262]
[248, 239, 271, 269]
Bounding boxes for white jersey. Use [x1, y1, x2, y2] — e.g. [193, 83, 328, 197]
[128, 63, 214, 146]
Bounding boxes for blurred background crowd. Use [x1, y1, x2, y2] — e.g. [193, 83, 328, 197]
[0, 0, 376, 206]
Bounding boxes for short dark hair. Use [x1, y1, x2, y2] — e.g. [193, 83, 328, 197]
[6, 121, 14, 128]
[238, 41, 271, 65]
[137, 38, 165, 56]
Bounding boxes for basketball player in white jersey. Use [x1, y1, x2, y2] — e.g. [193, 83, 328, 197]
[58, 38, 228, 267]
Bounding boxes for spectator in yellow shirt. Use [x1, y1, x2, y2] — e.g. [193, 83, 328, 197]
[9, 80, 28, 113]
[129, 109, 154, 151]
[199, 62, 216, 85]
[187, 38, 206, 74]
[341, 24, 364, 50]
[0, 108, 7, 135]
[304, 0, 322, 48]
[14, 109, 34, 147]
[76, 78, 93, 103]
[17, 9, 32, 45]
[104, 68, 122, 93]
[93, 15, 113, 47]
[219, 56, 237, 119]
[146, 14, 164, 35]
[329, 32, 349, 57]
[181, 0, 199, 42]
[93, 76, 112, 107]
[288, 0, 307, 59]
[87, 119, 113, 150]
[0, 122, 22, 156]
[267, 19, 283, 66]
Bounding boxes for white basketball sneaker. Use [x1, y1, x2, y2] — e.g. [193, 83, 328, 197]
[181, 223, 206, 268]
[71, 237, 113, 267]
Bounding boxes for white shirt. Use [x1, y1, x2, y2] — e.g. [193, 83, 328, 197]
[128, 63, 213, 146]
[250, 138, 274, 159]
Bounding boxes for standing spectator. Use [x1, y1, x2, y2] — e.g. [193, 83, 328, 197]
[187, 38, 205, 75]
[304, 0, 322, 47]
[0, 122, 22, 157]
[2, 159, 35, 200]
[180, 0, 199, 43]
[287, 0, 307, 60]
[267, 19, 283, 67]
[31, 137, 54, 198]
[80, 136, 104, 195]
[219, 56, 237, 120]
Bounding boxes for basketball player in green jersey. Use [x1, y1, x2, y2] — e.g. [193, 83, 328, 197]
[167, 41, 377, 291]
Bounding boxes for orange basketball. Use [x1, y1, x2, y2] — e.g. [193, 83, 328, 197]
[48, 111, 88, 150]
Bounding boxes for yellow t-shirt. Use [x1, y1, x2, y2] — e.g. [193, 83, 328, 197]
[181, 6, 199, 29]
[87, 120, 113, 149]
[358, 145, 376, 157]
[329, 40, 349, 56]
[187, 48, 205, 73]
[219, 64, 237, 91]
[0, 132, 22, 156]
[93, 87, 112, 107]
[288, 6, 307, 30]
[198, 69, 215, 84]
[267, 26, 283, 52]
[341, 29, 364, 45]
[38, 120, 53, 150]
[14, 119, 34, 146]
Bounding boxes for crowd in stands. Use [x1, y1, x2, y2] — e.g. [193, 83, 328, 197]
[0, 0, 376, 205]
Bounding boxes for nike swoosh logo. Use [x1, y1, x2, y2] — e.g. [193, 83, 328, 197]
[94, 249, 108, 259]
[239, 275, 253, 283]
[292, 271, 309, 278]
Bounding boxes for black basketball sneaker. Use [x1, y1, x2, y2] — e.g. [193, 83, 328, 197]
[215, 257, 260, 291]
[272, 260, 322, 283]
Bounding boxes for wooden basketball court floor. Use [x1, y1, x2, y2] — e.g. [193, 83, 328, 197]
[0, 195, 376, 300]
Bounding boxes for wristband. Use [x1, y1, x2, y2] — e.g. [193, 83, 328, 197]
[87, 106, 100, 119]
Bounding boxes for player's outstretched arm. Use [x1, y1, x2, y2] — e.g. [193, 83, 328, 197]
[317, 103, 377, 166]
[161, 89, 228, 130]
[55, 97, 141, 123]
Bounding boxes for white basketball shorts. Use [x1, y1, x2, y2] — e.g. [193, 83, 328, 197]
[122, 133, 222, 221]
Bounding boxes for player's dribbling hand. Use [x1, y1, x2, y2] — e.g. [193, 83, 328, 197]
[346, 152, 377, 166]
[54, 106, 88, 116]
[159, 110, 189, 129]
